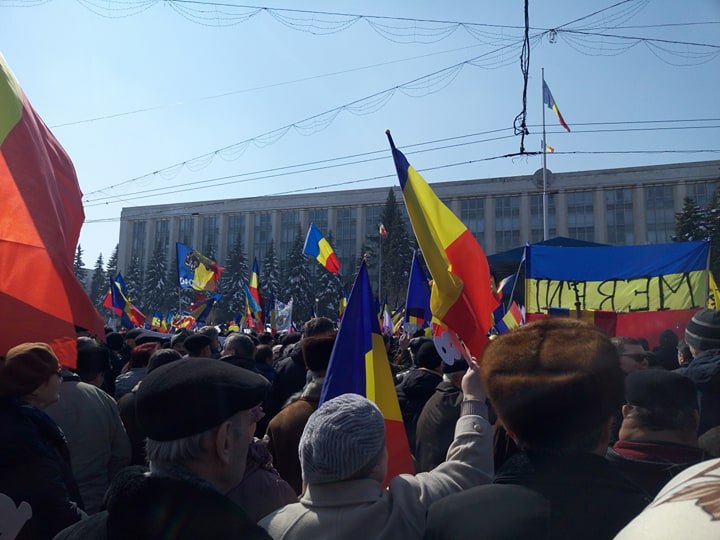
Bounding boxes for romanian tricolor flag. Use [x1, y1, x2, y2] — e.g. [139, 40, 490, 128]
[188, 293, 221, 326]
[495, 301, 524, 335]
[404, 251, 432, 333]
[387, 132, 499, 359]
[247, 258, 264, 331]
[542, 79, 571, 132]
[150, 311, 163, 331]
[105, 273, 146, 329]
[0, 54, 104, 366]
[545, 144, 555, 153]
[303, 222, 341, 274]
[320, 261, 414, 484]
[244, 282, 263, 331]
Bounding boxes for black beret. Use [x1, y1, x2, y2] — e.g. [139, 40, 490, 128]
[415, 341, 442, 370]
[136, 358, 270, 441]
[184, 334, 212, 354]
[626, 369, 698, 412]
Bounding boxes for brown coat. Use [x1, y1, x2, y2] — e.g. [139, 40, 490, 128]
[265, 397, 318, 494]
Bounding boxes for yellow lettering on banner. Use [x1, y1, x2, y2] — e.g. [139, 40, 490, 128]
[526, 270, 707, 313]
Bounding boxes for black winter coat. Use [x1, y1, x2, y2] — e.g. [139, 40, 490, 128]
[396, 368, 442, 454]
[0, 398, 84, 540]
[415, 381, 462, 472]
[424, 451, 650, 540]
[266, 346, 307, 419]
[677, 348, 720, 435]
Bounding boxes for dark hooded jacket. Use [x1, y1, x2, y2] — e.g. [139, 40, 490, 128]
[415, 381, 462, 472]
[677, 348, 720, 435]
[0, 398, 84, 540]
[395, 368, 442, 453]
[266, 345, 306, 419]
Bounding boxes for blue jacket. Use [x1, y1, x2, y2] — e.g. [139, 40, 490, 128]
[0, 398, 83, 540]
[677, 348, 720, 435]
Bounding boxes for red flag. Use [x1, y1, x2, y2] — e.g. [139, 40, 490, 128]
[0, 55, 104, 367]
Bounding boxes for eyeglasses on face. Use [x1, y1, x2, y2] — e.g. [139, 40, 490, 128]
[622, 353, 648, 363]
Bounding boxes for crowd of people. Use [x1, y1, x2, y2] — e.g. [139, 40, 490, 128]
[1, 309, 720, 539]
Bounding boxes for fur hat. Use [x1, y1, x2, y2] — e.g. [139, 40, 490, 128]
[302, 334, 337, 373]
[480, 318, 624, 448]
[0, 343, 60, 398]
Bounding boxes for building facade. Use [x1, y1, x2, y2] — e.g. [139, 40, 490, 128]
[118, 160, 720, 274]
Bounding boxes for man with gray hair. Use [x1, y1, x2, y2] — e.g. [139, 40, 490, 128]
[221, 332, 259, 373]
[259, 359, 492, 539]
[55, 358, 272, 539]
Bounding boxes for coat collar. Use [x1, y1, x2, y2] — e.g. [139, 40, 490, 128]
[301, 479, 382, 507]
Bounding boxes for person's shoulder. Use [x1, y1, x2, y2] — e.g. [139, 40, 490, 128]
[53, 511, 108, 540]
[259, 501, 308, 537]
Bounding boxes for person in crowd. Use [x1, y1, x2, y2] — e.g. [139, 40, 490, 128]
[396, 341, 444, 454]
[255, 345, 275, 382]
[424, 319, 649, 540]
[0, 343, 84, 539]
[415, 359, 467, 473]
[55, 358, 272, 539]
[699, 426, 720, 457]
[677, 308, 720, 435]
[199, 326, 223, 359]
[677, 339, 693, 367]
[265, 334, 336, 494]
[394, 336, 432, 384]
[259, 333, 275, 346]
[170, 331, 189, 355]
[266, 318, 335, 419]
[118, 348, 182, 465]
[45, 338, 131, 514]
[259, 359, 492, 539]
[114, 342, 158, 399]
[183, 333, 213, 358]
[221, 333, 259, 372]
[612, 337, 650, 375]
[651, 329, 680, 370]
[100, 331, 125, 396]
[614, 457, 720, 539]
[606, 369, 706, 497]
[120, 328, 143, 364]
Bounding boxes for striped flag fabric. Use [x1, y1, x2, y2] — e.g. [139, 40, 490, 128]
[542, 80, 571, 132]
[404, 251, 432, 334]
[0, 54, 104, 366]
[495, 301, 524, 335]
[303, 222, 341, 274]
[387, 131, 499, 359]
[247, 258, 264, 331]
[320, 261, 414, 483]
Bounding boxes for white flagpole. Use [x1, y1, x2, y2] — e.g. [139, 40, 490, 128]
[542, 67, 549, 241]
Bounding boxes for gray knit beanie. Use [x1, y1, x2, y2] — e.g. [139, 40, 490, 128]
[299, 393, 386, 485]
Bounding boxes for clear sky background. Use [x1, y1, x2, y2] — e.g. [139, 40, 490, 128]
[2, 0, 719, 266]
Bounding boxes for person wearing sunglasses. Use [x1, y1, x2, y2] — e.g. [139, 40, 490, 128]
[612, 337, 650, 375]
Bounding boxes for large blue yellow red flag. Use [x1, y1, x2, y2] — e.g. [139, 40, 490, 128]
[247, 258, 264, 331]
[321, 261, 414, 483]
[387, 132, 499, 359]
[542, 79, 571, 132]
[188, 293, 222, 325]
[176, 242, 223, 292]
[303, 222, 341, 274]
[404, 251, 432, 334]
[107, 273, 145, 329]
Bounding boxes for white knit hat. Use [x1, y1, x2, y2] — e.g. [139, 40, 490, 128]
[299, 393, 386, 484]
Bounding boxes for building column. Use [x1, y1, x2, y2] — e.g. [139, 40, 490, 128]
[519, 193, 530, 245]
[327, 208, 337, 238]
[593, 189, 607, 244]
[217, 214, 228, 264]
[271, 210, 281, 249]
[556, 190, 568, 237]
[246, 213, 255, 260]
[118, 219, 131, 274]
[484, 198, 496, 255]
[299, 209, 309, 232]
[168, 217, 179, 264]
[192, 214, 201, 250]
[450, 197, 461, 215]
[676, 184, 687, 212]
[144, 220, 156, 270]
[355, 206, 366, 261]
[633, 185, 647, 244]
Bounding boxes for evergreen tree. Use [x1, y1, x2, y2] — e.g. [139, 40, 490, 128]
[73, 244, 86, 281]
[106, 244, 119, 280]
[219, 232, 249, 319]
[205, 241, 216, 260]
[143, 243, 169, 312]
[283, 225, 312, 320]
[261, 240, 282, 301]
[674, 197, 707, 242]
[125, 256, 144, 307]
[89, 253, 106, 307]
[378, 189, 414, 302]
[316, 267, 344, 319]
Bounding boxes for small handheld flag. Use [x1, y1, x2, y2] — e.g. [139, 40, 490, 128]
[303, 223, 341, 274]
[542, 80, 571, 132]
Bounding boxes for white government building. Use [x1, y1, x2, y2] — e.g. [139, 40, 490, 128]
[118, 159, 720, 276]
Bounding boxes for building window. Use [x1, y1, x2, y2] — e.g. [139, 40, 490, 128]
[646, 186, 676, 243]
[308, 208, 328, 236]
[279, 210, 300, 265]
[364, 205, 383, 242]
[178, 218, 194, 247]
[567, 191, 595, 241]
[226, 214, 245, 259]
[202, 216, 218, 256]
[461, 198, 485, 247]
[606, 189, 634, 245]
[530, 194, 557, 243]
[253, 212, 272, 263]
[155, 219, 169, 252]
[687, 181, 718, 208]
[335, 207, 357, 272]
[495, 196, 520, 252]
[131, 221, 146, 264]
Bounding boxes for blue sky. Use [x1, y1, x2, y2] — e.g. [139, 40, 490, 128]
[2, 0, 719, 265]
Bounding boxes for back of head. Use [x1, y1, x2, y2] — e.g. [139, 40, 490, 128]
[198, 326, 219, 341]
[106, 332, 124, 352]
[303, 317, 335, 338]
[302, 334, 337, 373]
[685, 308, 720, 352]
[299, 393, 385, 484]
[254, 345, 273, 365]
[76, 337, 111, 381]
[147, 349, 183, 374]
[481, 318, 624, 451]
[658, 329, 679, 350]
[0, 343, 60, 399]
[414, 341, 442, 370]
[611, 336, 644, 355]
[131, 343, 159, 368]
[223, 333, 255, 359]
[258, 332, 274, 346]
[183, 334, 212, 357]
